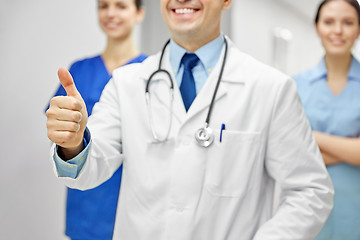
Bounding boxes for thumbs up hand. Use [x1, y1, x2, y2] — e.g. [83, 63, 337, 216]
[46, 68, 88, 159]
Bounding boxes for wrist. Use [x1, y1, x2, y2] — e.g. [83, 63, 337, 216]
[58, 141, 84, 161]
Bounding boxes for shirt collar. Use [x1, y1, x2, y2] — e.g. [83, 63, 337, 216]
[309, 58, 327, 84]
[348, 56, 360, 82]
[310, 56, 360, 83]
[169, 34, 224, 74]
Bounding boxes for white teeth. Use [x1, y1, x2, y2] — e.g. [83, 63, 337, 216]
[175, 8, 195, 14]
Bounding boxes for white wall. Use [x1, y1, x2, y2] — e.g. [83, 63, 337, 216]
[232, 0, 324, 76]
[0, 1, 104, 239]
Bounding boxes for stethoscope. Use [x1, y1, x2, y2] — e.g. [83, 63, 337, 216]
[145, 38, 228, 148]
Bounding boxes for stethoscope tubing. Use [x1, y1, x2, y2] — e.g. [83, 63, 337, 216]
[145, 39, 173, 94]
[145, 37, 228, 147]
[204, 38, 228, 127]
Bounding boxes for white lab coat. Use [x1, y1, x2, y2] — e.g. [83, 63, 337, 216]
[52, 37, 333, 240]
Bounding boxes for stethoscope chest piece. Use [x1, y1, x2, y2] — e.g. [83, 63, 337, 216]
[195, 124, 214, 148]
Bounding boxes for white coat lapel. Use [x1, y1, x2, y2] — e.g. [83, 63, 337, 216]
[140, 46, 187, 124]
[183, 38, 247, 123]
[140, 37, 247, 129]
[184, 43, 229, 122]
[186, 63, 227, 120]
[161, 47, 188, 122]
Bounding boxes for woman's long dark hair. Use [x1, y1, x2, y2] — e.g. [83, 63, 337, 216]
[315, 0, 360, 25]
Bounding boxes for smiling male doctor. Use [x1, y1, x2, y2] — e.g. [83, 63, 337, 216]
[46, 0, 333, 239]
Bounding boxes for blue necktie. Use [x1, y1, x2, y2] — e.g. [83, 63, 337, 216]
[180, 53, 199, 111]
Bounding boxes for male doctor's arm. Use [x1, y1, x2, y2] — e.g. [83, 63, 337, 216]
[46, 68, 122, 189]
[253, 79, 334, 239]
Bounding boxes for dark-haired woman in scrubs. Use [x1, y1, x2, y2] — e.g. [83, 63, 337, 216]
[294, 0, 360, 239]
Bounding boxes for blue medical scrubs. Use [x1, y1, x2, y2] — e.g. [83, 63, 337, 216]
[50, 54, 147, 240]
[294, 57, 360, 240]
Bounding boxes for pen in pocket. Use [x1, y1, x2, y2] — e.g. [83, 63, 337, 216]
[220, 123, 225, 142]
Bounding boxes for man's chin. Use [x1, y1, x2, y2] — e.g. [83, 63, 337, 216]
[171, 27, 198, 38]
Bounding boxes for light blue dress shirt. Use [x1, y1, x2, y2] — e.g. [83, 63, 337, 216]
[294, 56, 360, 240]
[54, 35, 225, 178]
[53, 127, 91, 178]
[170, 35, 224, 93]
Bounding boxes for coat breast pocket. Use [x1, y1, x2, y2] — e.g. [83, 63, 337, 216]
[205, 130, 263, 198]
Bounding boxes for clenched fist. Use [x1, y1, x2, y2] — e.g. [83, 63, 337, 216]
[46, 68, 88, 159]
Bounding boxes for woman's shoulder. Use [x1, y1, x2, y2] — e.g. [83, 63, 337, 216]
[133, 53, 148, 62]
[69, 55, 102, 70]
[293, 60, 326, 86]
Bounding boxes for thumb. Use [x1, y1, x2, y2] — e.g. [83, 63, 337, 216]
[58, 67, 80, 98]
